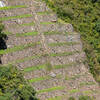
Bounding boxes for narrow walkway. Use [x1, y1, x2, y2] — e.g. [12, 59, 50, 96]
[0, 0, 100, 99]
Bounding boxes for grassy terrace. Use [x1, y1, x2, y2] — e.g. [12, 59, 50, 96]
[40, 22, 57, 25]
[0, 14, 32, 21]
[0, 42, 40, 55]
[24, 62, 78, 72]
[16, 31, 38, 37]
[3, 51, 80, 67]
[80, 82, 96, 87]
[44, 31, 62, 35]
[44, 31, 78, 35]
[37, 11, 53, 15]
[0, 5, 27, 10]
[47, 90, 95, 100]
[28, 74, 62, 83]
[48, 42, 80, 47]
[19, 22, 35, 26]
[37, 86, 65, 94]
[47, 96, 64, 100]
[65, 72, 89, 81]
[49, 51, 79, 57]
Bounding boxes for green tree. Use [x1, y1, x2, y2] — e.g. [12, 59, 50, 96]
[0, 65, 37, 100]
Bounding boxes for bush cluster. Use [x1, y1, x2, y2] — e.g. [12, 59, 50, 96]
[0, 65, 37, 100]
[69, 95, 92, 100]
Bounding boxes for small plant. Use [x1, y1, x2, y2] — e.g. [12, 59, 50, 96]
[0, 23, 6, 39]
[69, 96, 76, 100]
[79, 95, 92, 100]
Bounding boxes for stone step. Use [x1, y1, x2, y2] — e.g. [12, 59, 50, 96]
[3, 0, 51, 12]
[1, 43, 42, 64]
[5, 35, 41, 47]
[1, 41, 83, 64]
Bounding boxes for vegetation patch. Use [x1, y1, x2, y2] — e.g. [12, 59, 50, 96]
[0, 42, 40, 55]
[37, 11, 52, 15]
[80, 81, 96, 87]
[65, 73, 88, 81]
[44, 31, 61, 35]
[79, 95, 92, 100]
[19, 22, 35, 26]
[40, 22, 57, 25]
[29, 76, 51, 83]
[24, 61, 80, 72]
[3, 51, 80, 67]
[47, 96, 63, 100]
[0, 14, 32, 21]
[48, 42, 80, 47]
[49, 51, 80, 57]
[24, 64, 46, 72]
[0, 65, 37, 100]
[0, 5, 27, 10]
[69, 89, 79, 94]
[16, 31, 38, 37]
[37, 86, 65, 94]
[28, 74, 61, 83]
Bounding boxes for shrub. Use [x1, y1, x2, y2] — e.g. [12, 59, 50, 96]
[0, 23, 6, 39]
[79, 95, 92, 100]
[0, 65, 37, 100]
[69, 96, 76, 100]
[94, 19, 100, 33]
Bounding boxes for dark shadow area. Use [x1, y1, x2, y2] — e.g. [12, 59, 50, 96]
[0, 37, 7, 64]
[0, 37, 7, 50]
[0, 24, 7, 64]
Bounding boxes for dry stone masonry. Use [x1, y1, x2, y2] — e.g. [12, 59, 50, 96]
[0, 0, 100, 100]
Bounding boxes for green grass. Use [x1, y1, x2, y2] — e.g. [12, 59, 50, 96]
[47, 95, 68, 100]
[44, 31, 62, 35]
[0, 5, 27, 10]
[44, 31, 78, 35]
[16, 31, 38, 37]
[19, 22, 35, 26]
[69, 89, 79, 94]
[0, 14, 32, 21]
[48, 42, 80, 47]
[2, 54, 42, 67]
[4, 31, 12, 35]
[83, 90, 95, 95]
[80, 82, 96, 87]
[0, 42, 40, 55]
[29, 76, 51, 83]
[3, 51, 80, 67]
[47, 96, 63, 100]
[28, 74, 62, 83]
[37, 11, 52, 15]
[24, 64, 46, 72]
[37, 86, 65, 94]
[40, 22, 56, 25]
[53, 62, 77, 69]
[49, 51, 79, 57]
[24, 62, 78, 72]
[65, 72, 88, 81]
[24, 60, 78, 72]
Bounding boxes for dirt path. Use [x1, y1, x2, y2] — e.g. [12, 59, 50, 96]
[0, 0, 100, 99]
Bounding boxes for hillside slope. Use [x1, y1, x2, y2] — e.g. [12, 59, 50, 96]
[0, 0, 100, 99]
